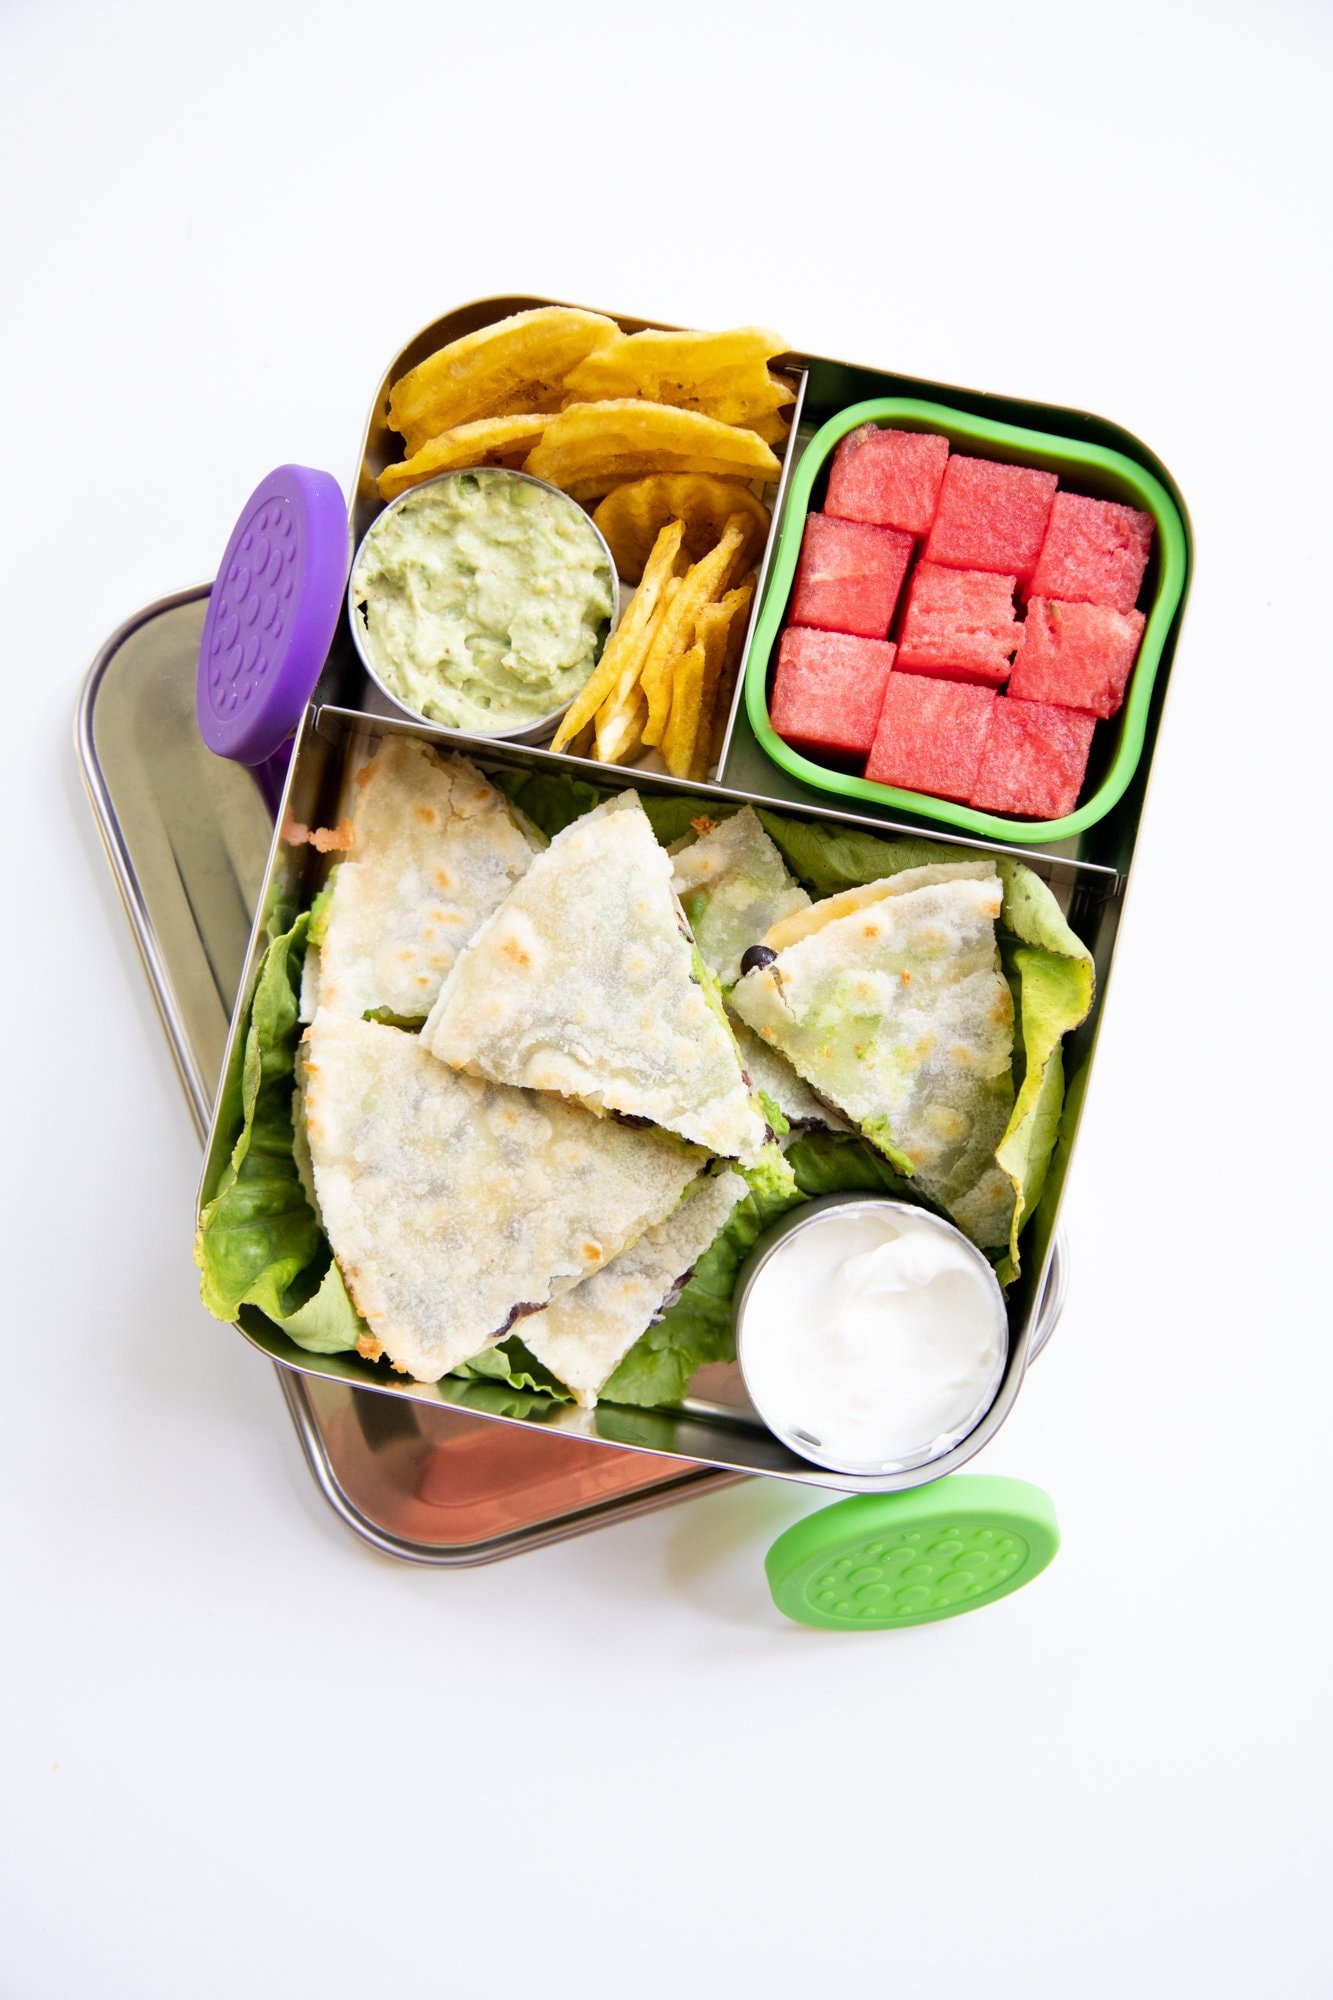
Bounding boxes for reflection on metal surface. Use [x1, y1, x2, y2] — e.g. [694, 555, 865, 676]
[286, 1374, 732, 1565]
[76, 590, 273, 1124]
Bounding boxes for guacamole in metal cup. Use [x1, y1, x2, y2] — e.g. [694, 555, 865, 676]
[350, 469, 616, 735]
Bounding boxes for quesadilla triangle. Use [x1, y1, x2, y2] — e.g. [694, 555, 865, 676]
[303, 738, 539, 1025]
[669, 804, 810, 988]
[732, 1021, 847, 1142]
[519, 1168, 747, 1407]
[422, 791, 768, 1162]
[301, 1010, 703, 1382]
[729, 865, 1017, 1246]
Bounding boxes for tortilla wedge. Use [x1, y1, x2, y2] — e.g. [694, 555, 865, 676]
[308, 740, 539, 1024]
[301, 1010, 703, 1381]
[729, 866, 1016, 1244]
[732, 1023, 846, 1142]
[670, 805, 811, 988]
[521, 1168, 747, 1406]
[422, 791, 766, 1161]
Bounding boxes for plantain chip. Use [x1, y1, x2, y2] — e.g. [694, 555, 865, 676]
[377, 413, 556, 500]
[593, 474, 770, 582]
[593, 566, 682, 763]
[692, 575, 756, 780]
[524, 401, 781, 496]
[562, 327, 794, 428]
[558, 467, 764, 505]
[708, 570, 756, 770]
[639, 517, 748, 750]
[549, 520, 685, 753]
[661, 642, 707, 780]
[594, 673, 650, 765]
[387, 307, 619, 456]
[748, 406, 797, 447]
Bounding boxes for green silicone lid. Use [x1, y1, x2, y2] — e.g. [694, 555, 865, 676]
[744, 396, 1188, 846]
[765, 1475, 1059, 1631]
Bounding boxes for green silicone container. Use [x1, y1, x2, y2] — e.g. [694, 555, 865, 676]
[743, 397, 1188, 845]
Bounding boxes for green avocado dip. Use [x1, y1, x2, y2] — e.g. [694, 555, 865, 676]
[350, 470, 615, 733]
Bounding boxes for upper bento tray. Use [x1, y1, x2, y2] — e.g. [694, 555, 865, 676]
[194, 297, 1191, 1494]
[345, 295, 1191, 879]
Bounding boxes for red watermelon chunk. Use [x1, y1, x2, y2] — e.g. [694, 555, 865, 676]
[866, 674, 995, 802]
[825, 424, 950, 535]
[1029, 492, 1154, 612]
[925, 456, 1058, 580]
[970, 700, 1096, 818]
[896, 563, 1020, 687]
[790, 513, 913, 639]
[770, 628, 896, 759]
[1010, 597, 1145, 718]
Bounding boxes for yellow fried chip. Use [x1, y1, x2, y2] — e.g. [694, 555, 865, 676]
[388, 307, 619, 455]
[692, 577, 756, 780]
[559, 467, 767, 504]
[661, 643, 707, 779]
[377, 413, 556, 500]
[708, 571, 756, 770]
[524, 401, 781, 495]
[593, 570, 680, 761]
[562, 328, 793, 427]
[549, 521, 685, 753]
[594, 677, 649, 764]
[593, 475, 770, 582]
[747, 406, 796, 447]
[639, 519, 748, 750]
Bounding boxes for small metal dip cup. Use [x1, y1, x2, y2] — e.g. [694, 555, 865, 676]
[733, 1194, 1010, 1477]
[347, 466, 619, 746]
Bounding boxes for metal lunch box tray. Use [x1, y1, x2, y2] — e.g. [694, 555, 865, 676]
[78, 294, 1190, 1568]
[77, 590, 1069, 1564]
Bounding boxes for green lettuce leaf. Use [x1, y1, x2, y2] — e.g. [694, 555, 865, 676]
[785, 1128, 932, 1208]
[273, 1256, 366, 1354]
[498, 768, 739, 851]
[994, 944, 1091, 1283]
[753, 807, 1094, 1278]
[451, 1333, 572, 1401]
[496, 768, 606, 838]
[307, 868, 339, 947]
[755, 813, 963, 894]
[195, 911, 364, 1354]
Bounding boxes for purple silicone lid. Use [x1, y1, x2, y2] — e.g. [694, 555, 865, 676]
[196, 465, 348, 766]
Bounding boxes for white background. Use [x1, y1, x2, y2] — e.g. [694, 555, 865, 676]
[3, 0, 1330, 1994]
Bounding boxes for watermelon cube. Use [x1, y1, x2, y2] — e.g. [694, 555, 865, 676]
[824, 424, 950, 535]
[895, 563, 1020, 687]
[1029, 492, 1154, 612]
[770, 628, 896, 759]
[970, 700, 1097, 819]
[924, 456, 1058, 580]
[789, 513, 913, 639]
[1010, 598, 1146, 718]
[865, 674, 995, 802]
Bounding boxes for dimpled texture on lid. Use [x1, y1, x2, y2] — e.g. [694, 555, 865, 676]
[765, 1476, 1059, 1630]
[197, 465, 348, 765]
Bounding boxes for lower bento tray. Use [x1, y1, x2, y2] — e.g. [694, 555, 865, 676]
[79, 588, 1066, 1561]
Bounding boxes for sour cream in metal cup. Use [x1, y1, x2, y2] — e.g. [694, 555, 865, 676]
[734, 1195, 1009, 1477]
[348, 466, 620, 746]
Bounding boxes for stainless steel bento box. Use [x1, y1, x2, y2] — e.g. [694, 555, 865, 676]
[85, 294, 1191, 1544]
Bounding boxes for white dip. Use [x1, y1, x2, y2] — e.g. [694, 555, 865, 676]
[739, 1204, 1007, 1473]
